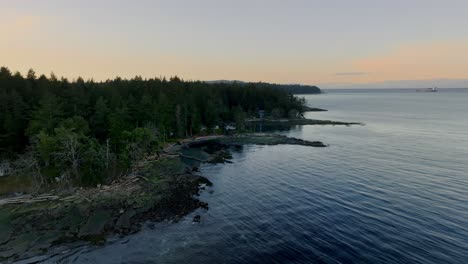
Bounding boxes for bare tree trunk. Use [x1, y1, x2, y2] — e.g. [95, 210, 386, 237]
[55, 134, 82, 182]
[12, 151, 46, 193]
[106, 138, 110, 169]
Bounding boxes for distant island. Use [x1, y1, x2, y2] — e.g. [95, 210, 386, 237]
[206, 80, 322, 94]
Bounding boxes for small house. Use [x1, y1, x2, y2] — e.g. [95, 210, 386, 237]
[0, 161, 11, 177]
[224, 124, 236, 131]
[258, 110, 265, 119]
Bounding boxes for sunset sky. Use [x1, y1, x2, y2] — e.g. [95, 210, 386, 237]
[1, 0, 468, 88]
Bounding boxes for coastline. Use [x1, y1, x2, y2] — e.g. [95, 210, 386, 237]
[0, 132, 333, 262]
[246, 118, 362, 126]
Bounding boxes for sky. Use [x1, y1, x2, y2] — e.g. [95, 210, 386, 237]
[1, 0, 468, 88]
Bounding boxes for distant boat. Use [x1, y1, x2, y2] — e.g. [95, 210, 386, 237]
[416, 87, 438, 92]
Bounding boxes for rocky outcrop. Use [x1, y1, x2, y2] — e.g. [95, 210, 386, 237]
[0, 133, 330, 262]
[0, 157, 210, 263]
[302, 106, 328, 112]
[247, 118, 362, 126]
[219, 134, 327, 147]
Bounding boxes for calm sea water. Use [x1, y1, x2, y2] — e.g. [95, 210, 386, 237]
[52, 90, 468, 264]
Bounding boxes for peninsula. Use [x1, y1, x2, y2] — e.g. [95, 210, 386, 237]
[0, 67, 360, 262]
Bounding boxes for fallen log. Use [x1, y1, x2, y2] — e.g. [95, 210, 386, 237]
[0, 195, 60, 206]
[178, 154, 206, 163]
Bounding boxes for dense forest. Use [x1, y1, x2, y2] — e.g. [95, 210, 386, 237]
[206, 80, 322, 94]
[0, 67, 306, 187]
[276, 84, 321, 94]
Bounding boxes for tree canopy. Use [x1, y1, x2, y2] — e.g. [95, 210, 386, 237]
[0, 67, 307, 186]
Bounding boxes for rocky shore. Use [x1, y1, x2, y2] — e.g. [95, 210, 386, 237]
[0, 157, 209, 262]
[246, 118, 362, 126]
[0, 133, 328, 263]
[219, 133, 327, 147]
[302, 106, 328, 112]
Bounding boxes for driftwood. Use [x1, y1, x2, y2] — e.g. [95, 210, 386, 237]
[136, 175, 149, 182]
[0, 194, 60, 206]
[178, 154, 206, 163]
[60, 195, 78, 202]
[0, 136, 220, 208]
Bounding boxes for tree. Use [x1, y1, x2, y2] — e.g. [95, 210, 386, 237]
[175, 104, 185, 138]
[1, 90, 28, 153]
[108, 107, 132, 149]
[36, 131, 58, 167]
[156, 93, 172, 140]
[60, 116, 90, 135]
[122, 127, 159, 164]
[27, 69, 36, 80]
[271, 108, 284, 119]
[27, 94, 63, 136]
[54, 126, 87, 179]
[12, 149, 45, 192]
[288, 109, 299, 119]
[0, 66, 12, 79]
[35, 117, 90, 181]
[233, 105, 246, 131]
[91, 97, 110, 140]
[0, 65, 310, 188]
[54, 116, 89, 178]
[81, 138, 107, 185]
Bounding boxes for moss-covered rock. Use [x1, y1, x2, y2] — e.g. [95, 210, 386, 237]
[247, 118, 361, 126]
[219, 133, 327, 147]
[0, 210, 13, 245]
[78, 210, 113, 238]
[0, 156, 210, 262]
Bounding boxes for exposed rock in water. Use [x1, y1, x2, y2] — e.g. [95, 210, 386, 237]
[78, 210, 112, 238]
[302, 106, 328, 112]
[219, 134, 327, 147]
[246, 118, 362, 126]
[115, 209, 137, 230]
[208, 150, 233, 164]
[193, 215, 201, 223]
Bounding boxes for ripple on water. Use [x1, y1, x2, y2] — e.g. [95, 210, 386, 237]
[50, 91, 468, 264]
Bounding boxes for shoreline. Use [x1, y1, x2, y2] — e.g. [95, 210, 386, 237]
[0, 133, 332, 262]
[245, 118, 362, 126]
[302, 106, 328, 112]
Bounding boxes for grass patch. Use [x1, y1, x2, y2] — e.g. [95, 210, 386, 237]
[0, 175, 33, 196]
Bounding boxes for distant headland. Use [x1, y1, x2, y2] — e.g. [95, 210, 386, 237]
[205, 80, 322, 94]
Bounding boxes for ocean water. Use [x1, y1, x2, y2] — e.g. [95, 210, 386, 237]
[52, 90, 468, 264]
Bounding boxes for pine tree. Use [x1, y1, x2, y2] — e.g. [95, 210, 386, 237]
[91, 97, 110, 140]
[27, 94, 64, 136]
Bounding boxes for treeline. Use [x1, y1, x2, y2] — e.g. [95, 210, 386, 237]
[206, 80, 322, 94]
[0, 67, 306, 187]
[273, 84, 321, 94]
